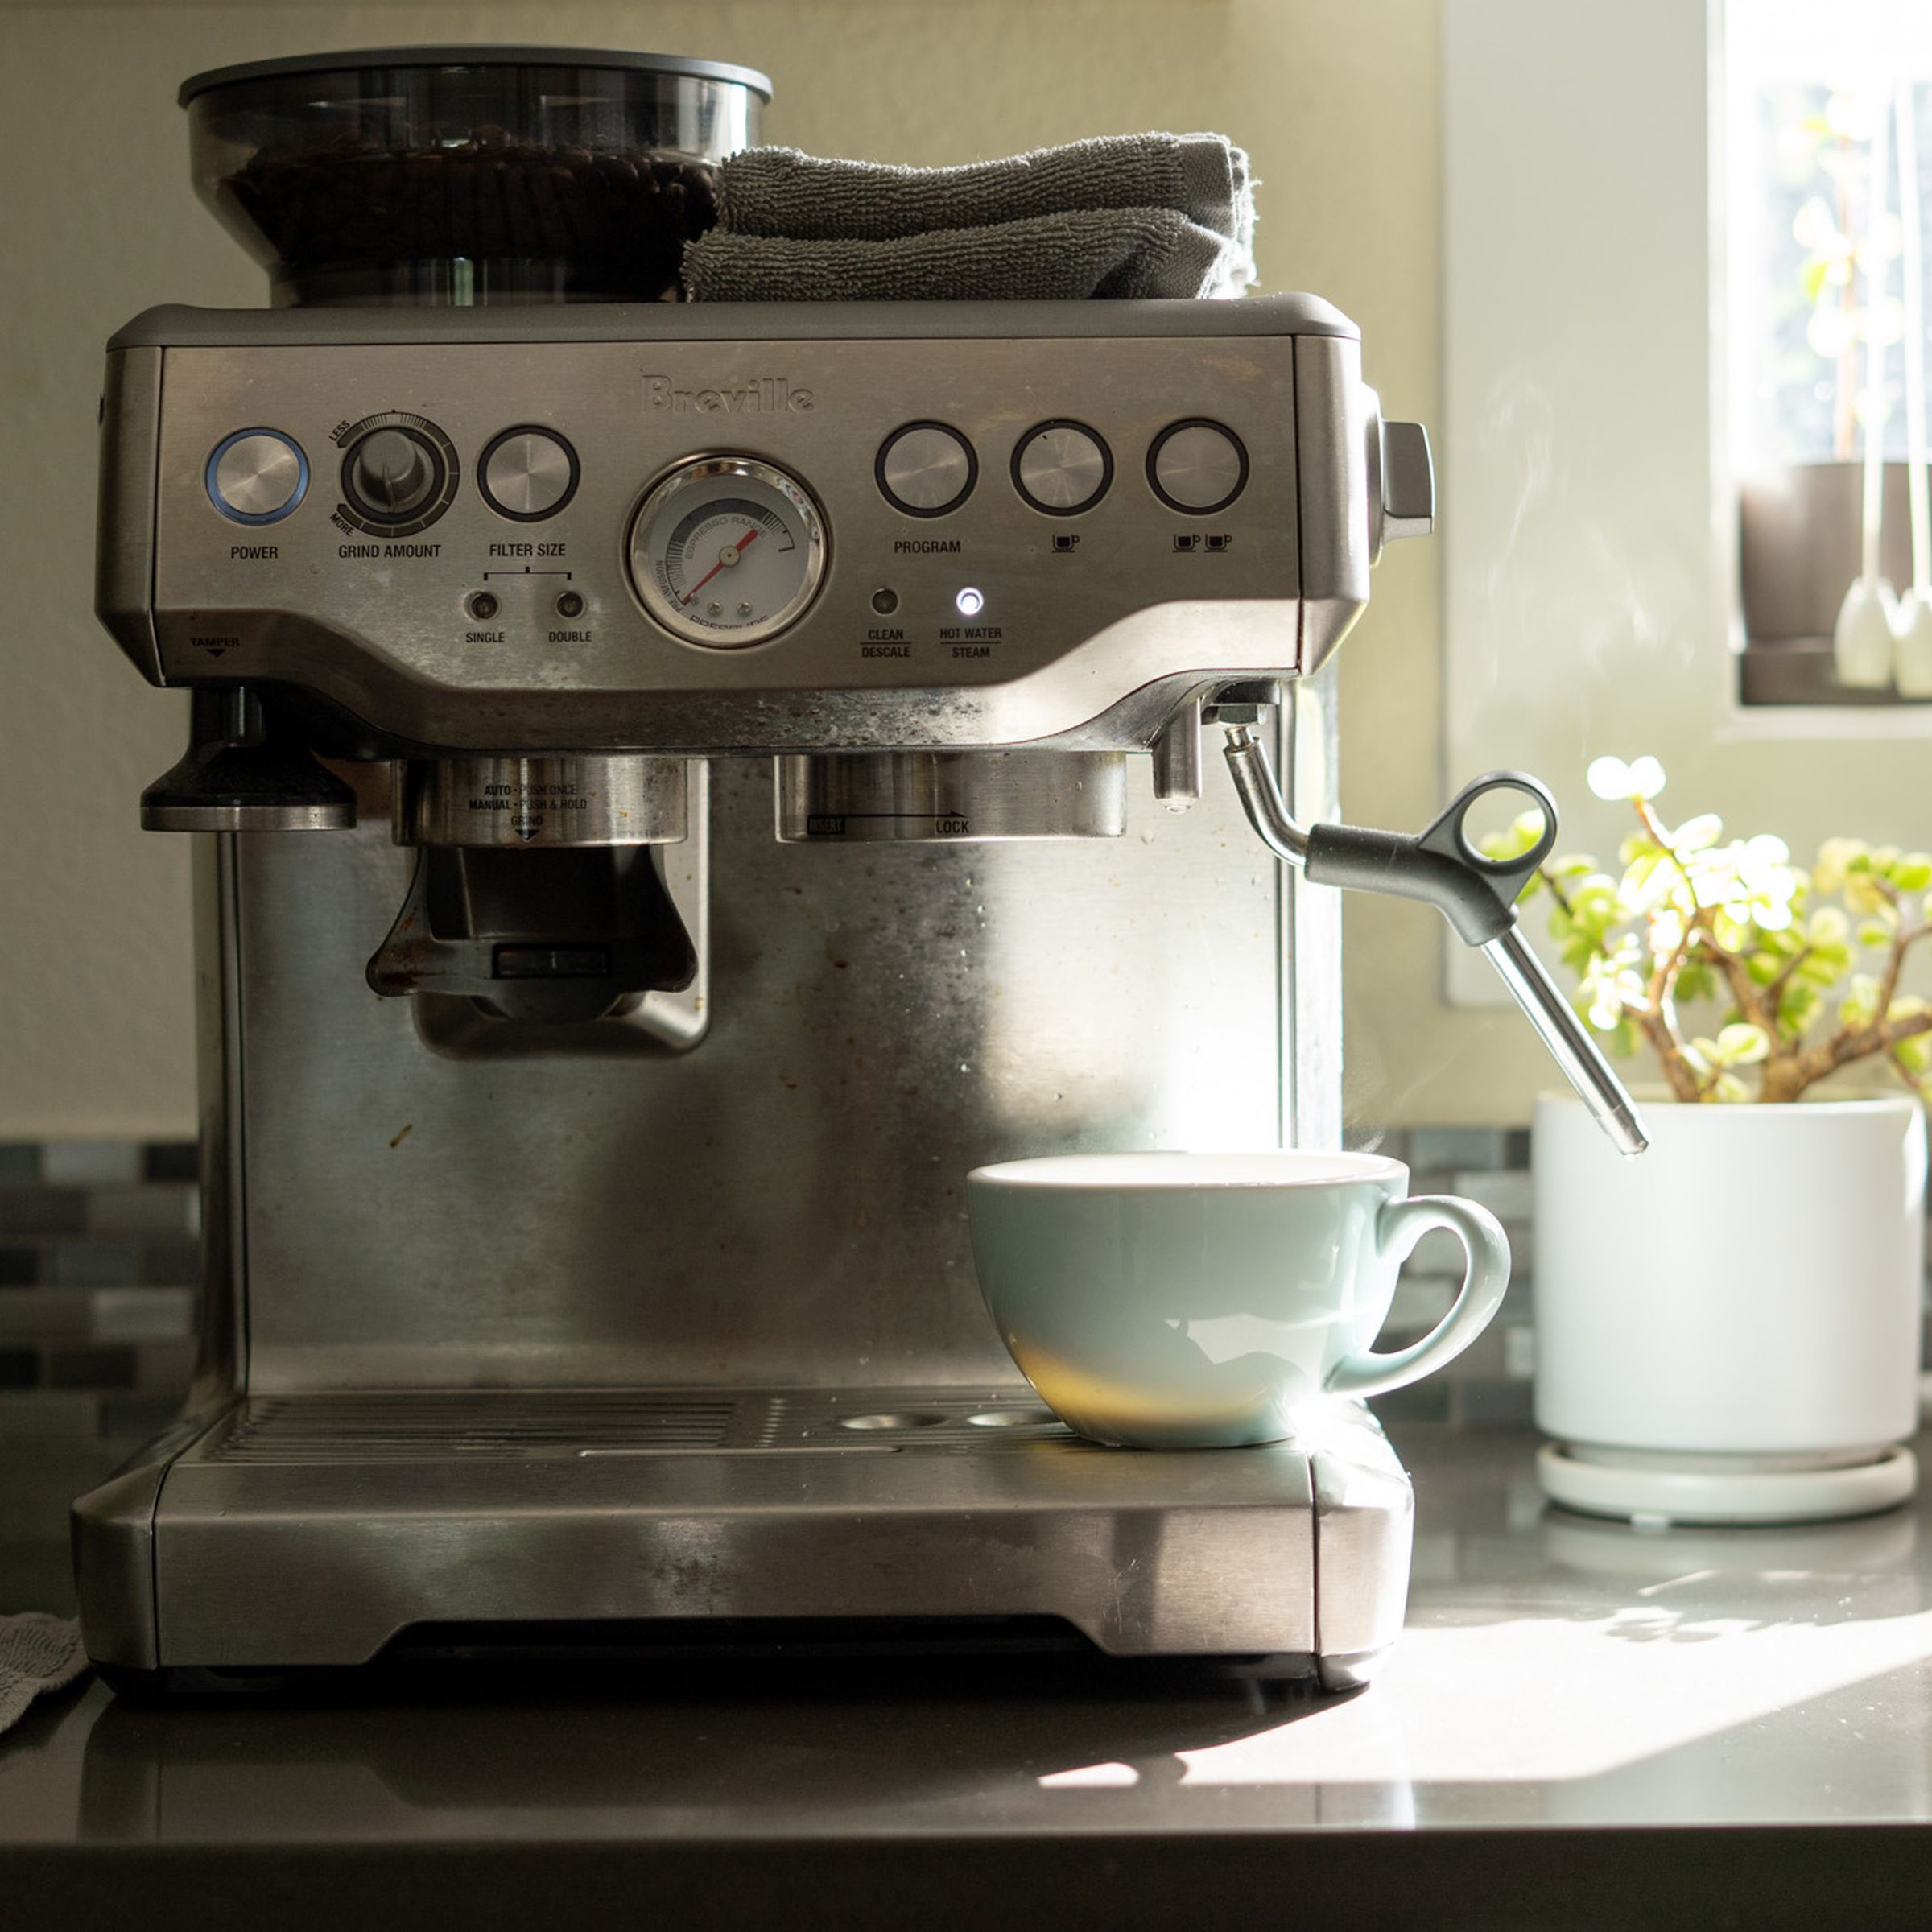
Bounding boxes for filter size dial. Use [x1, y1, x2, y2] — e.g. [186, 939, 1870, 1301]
[626, 456, 828, 648]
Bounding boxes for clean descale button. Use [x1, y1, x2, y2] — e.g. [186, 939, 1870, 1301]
[206, 429, 308, 525]
[481, 427, 580, 521]
[1013, 420, 1112, 514]
[1149, 419, 1249, 514]
[877, 422, 976, 516]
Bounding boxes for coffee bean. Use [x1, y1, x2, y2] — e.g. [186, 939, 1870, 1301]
[224, 127, 719, 299]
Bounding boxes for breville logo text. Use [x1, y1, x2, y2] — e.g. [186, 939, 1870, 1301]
[644, 374, 815, 415]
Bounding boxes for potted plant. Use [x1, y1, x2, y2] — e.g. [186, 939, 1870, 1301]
[1493, 754, 1928, 1525]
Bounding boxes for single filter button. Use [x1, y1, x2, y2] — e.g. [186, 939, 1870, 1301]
[877, 422, 976, 516]
[1149, 419, 1249, 514]
[206, 429, 308, 525]
[1013, 420, 1112, 514]
[481, 427, 580, 521]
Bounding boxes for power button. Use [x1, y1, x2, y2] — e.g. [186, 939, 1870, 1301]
[206, 429, 309, 526]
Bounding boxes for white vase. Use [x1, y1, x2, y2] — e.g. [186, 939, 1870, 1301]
[1532, 1091, 1926, 1525]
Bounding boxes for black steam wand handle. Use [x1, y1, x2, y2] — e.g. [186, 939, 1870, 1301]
[1221, 726, 1649, 1158]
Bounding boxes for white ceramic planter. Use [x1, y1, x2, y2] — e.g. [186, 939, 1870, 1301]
[1532, 1092, 1927, 1524]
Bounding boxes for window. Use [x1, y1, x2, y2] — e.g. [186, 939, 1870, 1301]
[1440, 0, 1932, 1023]
[1730, 2, 1932, 703]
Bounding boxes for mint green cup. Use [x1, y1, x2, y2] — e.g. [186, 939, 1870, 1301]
[967, 1151, 1510, 1449]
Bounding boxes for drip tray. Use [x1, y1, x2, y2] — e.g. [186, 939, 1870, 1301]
[122, 1390, 1412, 1680]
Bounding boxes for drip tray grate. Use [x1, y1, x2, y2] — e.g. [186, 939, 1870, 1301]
[193, 1389, 1077, 1463]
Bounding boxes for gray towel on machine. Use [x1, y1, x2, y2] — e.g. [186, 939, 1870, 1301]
[682, 133, 1256, 302]
[0, 1613, 85, 1736]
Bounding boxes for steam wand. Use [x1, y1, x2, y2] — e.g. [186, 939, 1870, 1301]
[1221, 725, 1649, 1158]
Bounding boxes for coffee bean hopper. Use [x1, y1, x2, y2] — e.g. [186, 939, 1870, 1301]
[77, 46, 1643, 1693]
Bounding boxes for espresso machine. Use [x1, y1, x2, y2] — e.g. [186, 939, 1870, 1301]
[76, 47, 1641, 1693]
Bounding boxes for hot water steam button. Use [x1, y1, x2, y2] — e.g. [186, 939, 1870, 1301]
[877, 423, 977, 516]
[206, 429, 308, 525]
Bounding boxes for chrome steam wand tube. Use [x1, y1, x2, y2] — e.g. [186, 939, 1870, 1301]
[1223, 725, 1649, 1158]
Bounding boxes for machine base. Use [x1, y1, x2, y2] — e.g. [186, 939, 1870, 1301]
[75, 1389, 1412, 1687]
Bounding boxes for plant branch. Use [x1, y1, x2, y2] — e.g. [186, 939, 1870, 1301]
[1874, 919, 1932, 1020]
[1765, 944, 1813, 1009]
[1761, 1007, 1932, 1103]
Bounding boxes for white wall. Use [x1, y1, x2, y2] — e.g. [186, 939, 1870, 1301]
[0, 0, 1441, 1137]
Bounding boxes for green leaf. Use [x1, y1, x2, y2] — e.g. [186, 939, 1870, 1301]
[1478, 813, 1547, 865]
[1802, 258, 1831, 302]
[1892, 853, 1932, 892]
[1677, 961, 1719, 1005]
[1840, 973, 1881, 1031]
[1777, 980, 1822, 1039]
[1897, 1032, 1932, 1075]
[1715, 1022, 1771, 1066]
[1798, 945, 1852, 985]
[1858, 918, 1899, 948]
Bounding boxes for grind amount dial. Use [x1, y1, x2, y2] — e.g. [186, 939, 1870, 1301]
[336, 411, 458, 535]
[627, 456, 827, 647]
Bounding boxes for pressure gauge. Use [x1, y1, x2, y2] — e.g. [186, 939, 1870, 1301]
[626, 456, 828, 647]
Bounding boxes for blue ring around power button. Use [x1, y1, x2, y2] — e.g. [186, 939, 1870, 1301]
[205, 428, 309, 526]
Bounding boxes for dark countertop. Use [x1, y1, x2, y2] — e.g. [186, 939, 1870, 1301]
[9, 1423, 1932, 1928]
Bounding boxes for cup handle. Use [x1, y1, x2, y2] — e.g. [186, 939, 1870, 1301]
[1324, 1195, 1512, 1401]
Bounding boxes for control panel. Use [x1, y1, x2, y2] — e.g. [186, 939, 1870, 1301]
[105, 300, 1414, 753]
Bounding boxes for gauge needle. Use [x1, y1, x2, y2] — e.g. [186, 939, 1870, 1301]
[680, 526, 761, 605]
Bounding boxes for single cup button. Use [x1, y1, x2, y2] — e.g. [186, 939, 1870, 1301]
[877, 423, 977, 516]
[481, 427, 580, 521]
[1013, 420, 1113, 514]
[1149, 419, 1249, 514]
[206, 429, 308, 525]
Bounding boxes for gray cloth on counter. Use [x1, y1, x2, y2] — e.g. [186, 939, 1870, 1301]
[0, 1613, 85, 1736]
[685, 207, 1244, 303]
[683, 132, 1255, 303]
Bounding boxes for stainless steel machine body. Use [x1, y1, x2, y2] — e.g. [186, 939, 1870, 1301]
[78, 295, 1429, 1689]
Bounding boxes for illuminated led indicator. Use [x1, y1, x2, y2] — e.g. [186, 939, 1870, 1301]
[956, 586, 985, 617]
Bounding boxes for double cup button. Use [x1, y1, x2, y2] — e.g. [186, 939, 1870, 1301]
[1148, 419, 1249, 515]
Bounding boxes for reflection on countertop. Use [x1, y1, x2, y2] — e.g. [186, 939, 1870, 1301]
[6, 1424, 1932, 1858]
